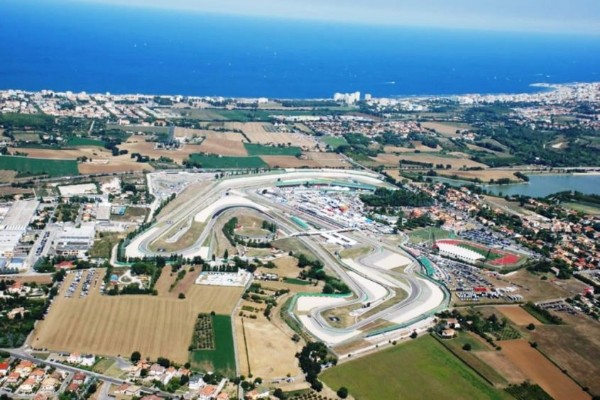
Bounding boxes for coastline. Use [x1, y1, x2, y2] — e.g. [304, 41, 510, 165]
[0, 81, 598, 102]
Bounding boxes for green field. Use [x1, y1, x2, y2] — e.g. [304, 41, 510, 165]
[189, 315, 236, 376]
[563, 202, 600, 215]
[321, 335, 511, 400]
[459, 243, 504, 261]
[435, 333, 508, 386]
[408, 227, 456, 243]
[321, 135, 348, 150]
[65, 137, 107, 147]
[188, 154, 268, 169]
[244, 143, 302, 156]
[0, 155, 79, 177]
[283, 277, 312, 286]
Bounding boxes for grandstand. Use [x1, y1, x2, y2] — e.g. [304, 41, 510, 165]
[435, 242, 484, 264]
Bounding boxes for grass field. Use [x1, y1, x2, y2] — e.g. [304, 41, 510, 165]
[562, 202, 600, 215]
[321, 136, 348, 149]
[190, 315, 236, 376]
[31, 270, 242, 365]
[89, 233, 124, 259]
[435, 333, 508, 387]
[188, 154, 268, 169]
[0, 155, 78, 177]
[244, 143, 302, 156]
[283, 277, 312, 286]
[65, 137, 107, 147]
[321, 335, 510, 400]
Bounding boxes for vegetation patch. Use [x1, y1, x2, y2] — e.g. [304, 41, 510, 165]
[189, 314, 236, 376]
[522, 302, 563, 325]
[321, 135, 348, 150]
[505, 382, 553, 400]
[244, 143, 302, 156]
[65, 137, 107, 147]
[0, 155, 78, 177]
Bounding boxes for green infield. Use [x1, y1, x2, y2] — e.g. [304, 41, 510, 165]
[244, 143, 302, 156]
[458, 243, 504, 261]
[65, 137, 107, 147]
[321, 335, 511, 400]
[321, 135, 348, 150]
[0, 155, 79, 177]
[188, 154, 268, 169]
[189, 315, 236, 377]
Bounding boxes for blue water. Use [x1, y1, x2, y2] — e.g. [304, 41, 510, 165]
[434, 174, 600, 198]
[1, 1, 599, 98]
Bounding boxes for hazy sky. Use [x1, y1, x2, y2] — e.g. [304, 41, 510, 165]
[59, 0, 600, 34]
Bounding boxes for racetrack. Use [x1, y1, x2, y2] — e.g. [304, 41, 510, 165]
[124, 169, 449, 345]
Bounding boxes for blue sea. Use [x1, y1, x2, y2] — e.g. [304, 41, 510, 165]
[1, 1, 599, 98]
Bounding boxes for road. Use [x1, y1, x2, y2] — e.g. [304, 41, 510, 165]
[0, 348, 177, 399]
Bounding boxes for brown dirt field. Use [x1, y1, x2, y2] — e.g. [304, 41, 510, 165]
[421, 122, 473, 137]
[119, 138, 205, 164]
[373, 153, 486, 169]
[486, 270, 573, 302]
[0, 186, 32, 197]
[384, 142, 443, 153]
[501, 339, 590, 400]
[0, 274, 53, 285]
[474, 351, 527, 384]
[495, 306, 539, 326]
[226, 122, 316, 149]
[0, 170, 17, 183]
[532, 313, 600, 394]
[78, 158, 154, 174]
[31, 269, 242, 364]
[234, 314, 302, 378]
[153, 268, 179, 296]
[198, 137, 248, 156]
[271, 256, 300, 276]
[167, 267, 201, 298]
[304, 152, 349, 168]
[10, 147, 108, 160]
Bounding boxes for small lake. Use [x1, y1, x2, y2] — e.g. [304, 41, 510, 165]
[433, 174, 600, 198]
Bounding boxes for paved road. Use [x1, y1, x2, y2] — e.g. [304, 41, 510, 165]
[0, 348, 177, 399]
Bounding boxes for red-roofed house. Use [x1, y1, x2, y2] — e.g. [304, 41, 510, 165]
[0, 361, 9, 376]
[199, 385, 218, 400]
[54, 260, 75, 270]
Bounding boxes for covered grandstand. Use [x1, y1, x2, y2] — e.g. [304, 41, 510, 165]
[435, 241, 484, 264]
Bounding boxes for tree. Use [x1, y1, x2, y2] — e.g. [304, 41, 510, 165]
[131, 351, 141, 363]
[178, 292, 186, 299]
[462, 343, 472, 351]
[273, 388, 285, 399]
[337, 387, 349, 399]
[224, 249, 229, 260]
[526, 323, 536, 331]
[410, 331, 418, 339]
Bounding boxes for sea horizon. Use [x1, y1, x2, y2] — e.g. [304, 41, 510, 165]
[1, 1, 599, 99]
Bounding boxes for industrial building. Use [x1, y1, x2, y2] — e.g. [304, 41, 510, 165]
[54, 224, 96, 257]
